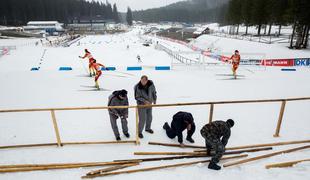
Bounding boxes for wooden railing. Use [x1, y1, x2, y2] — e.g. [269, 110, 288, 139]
[0, 96, 309, 150]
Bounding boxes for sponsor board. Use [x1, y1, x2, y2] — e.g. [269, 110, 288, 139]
[295, 58, 310, 66]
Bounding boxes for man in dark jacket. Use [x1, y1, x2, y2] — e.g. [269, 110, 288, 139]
[108, 89, 129, 141]
[163, 111, 196, 147]
[200, 119, 234, 170]
[134, 75, 157, 138]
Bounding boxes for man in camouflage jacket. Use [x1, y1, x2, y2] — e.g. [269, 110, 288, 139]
[200, 119, 235, 170]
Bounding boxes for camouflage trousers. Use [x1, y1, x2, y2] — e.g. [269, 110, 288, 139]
[200, 128, 225, 163]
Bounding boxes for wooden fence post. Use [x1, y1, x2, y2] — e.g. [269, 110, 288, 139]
[209, 104, 214, 123]
[51, 110, 62, 146]
[135, 108, 140, 145]
[273, 100, 287, 137]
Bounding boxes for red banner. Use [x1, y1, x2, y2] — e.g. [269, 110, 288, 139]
[261, 59, 294, 66]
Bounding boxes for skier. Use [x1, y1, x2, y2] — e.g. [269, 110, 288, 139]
[134, 75, 157, 138]
[92, 59, 106, 89]
[137, 55, 142, 63]
[163, 111, 196, 147]
[200, 119, 235, 170]
[230, 50, 241, 79]
[108, 89, 130, 141]
[79, 49, 96, 77]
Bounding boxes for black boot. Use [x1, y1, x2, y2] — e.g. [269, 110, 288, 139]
[139, 133, 144, 138]
[124, 133, 130, 138]
[208, 161, 221, 170]
[116, 136, 121, 141]
[186, 136, 195, 143]
[163, 122, 169, 130]
[145, 129, 154, 134]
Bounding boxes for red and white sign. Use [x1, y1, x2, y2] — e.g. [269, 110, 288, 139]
[261, 59, 294, 66]
[1, 48, 9, 55]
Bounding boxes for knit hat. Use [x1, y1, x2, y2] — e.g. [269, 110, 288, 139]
[226, 119, 235, 127]
[119, 89, 128, 97]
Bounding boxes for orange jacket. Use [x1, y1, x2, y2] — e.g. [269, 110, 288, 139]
[231, 54, 240, 65]
[93, 63, 105, 72]
[82, 52, 93, 60]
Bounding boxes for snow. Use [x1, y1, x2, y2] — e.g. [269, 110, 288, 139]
[191, 34, 310, 59]
[0, 27, 310, 180]
[27, 21, 60, 25]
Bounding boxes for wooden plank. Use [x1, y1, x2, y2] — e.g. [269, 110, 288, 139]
[50, 110, 62, 146]
[0, 97, 310, 113]
[62, 141, 136, 145]
[194, 147, 272, 153]
[0, 160, 140, 169]
[86, 163, 139, 177]
[81, 154, 248, 178]
[266, 159, 310, 169]
[134, 147, 272, 156]
[209, 104, 214, 123]
[226, 140, 310, 150]
[0, 141, 136, 150]
[114, 155, 208, 163]
[148, 140, 310, 150]
[0, 161, 141, 173]
[0, 143, 58, 149]
[135, 108, 140, 145]
[134, 152, 207, 156]
[148, 142, 205, 149]
[223, 145, 310, 167]
[273, 101, 287, 137]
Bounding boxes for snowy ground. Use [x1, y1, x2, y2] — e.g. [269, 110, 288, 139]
[0, 28, 310, 180]
[190, 34, 310, 59]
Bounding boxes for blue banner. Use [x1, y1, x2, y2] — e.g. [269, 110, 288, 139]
[295, 58, 310, 66]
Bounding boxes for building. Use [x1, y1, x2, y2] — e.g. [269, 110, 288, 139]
[24, 21, 64, 35]
[67, 16, 123, 34]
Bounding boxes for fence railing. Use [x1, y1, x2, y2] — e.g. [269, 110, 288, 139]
[0, 96, 310, 150]
[209, 31, 292, 44]
[155, 43, 200, 65]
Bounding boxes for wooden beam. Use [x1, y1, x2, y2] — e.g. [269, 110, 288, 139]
[50, 110, 62, 146]
[135, 108, 140, 145]
[148, 142, 205, 149]
[209, 104, 214, 123]
[0, 160, 140, 169]
[114, 155, 208, 163]
[62, 141, 136, 145]
[273, 100, 287, 137]
[194, 147, 272, 153]
[81, 154, 248, 178]
[86, 163, 139, 177]
[0, 143, 58, 149]
[1, 97, 310, 113]
[265, 159, 310, 169]
[134, 147, 272, 156]
[223, 145, 310, 168]
[134, 152, 207, 156]
[226, 140, 310, 150]
[0, 161, 141, 173]
[0, 141, 136, 150]
[148, 140, 310, 150]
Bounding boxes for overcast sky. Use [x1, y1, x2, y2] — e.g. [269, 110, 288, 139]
[94, 0, 185, 12]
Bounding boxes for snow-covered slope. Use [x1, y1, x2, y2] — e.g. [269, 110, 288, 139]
[0, 28, 309, 180]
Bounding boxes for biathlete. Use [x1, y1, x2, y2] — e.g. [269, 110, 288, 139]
[79, 49, 96, 77]
[230, 50, 241, 79]
[92, 59, 107, 89]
